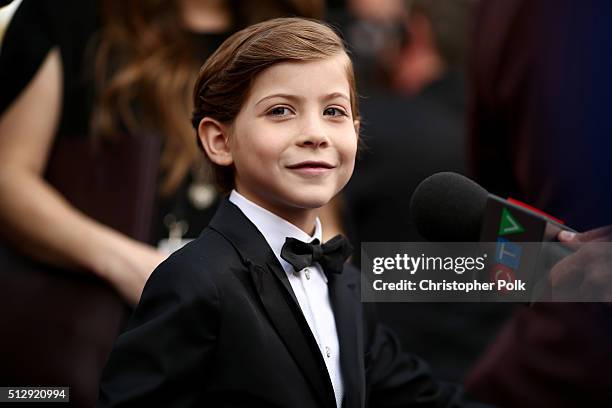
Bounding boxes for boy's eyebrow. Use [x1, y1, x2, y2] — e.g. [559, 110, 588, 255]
[255, 92, 350, 106]
[322, 92, 351, 103]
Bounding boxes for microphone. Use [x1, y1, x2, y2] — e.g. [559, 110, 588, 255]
[410, 172, 488, 242]
[410, 172, 575, 242]
[410, 172, 577, 302]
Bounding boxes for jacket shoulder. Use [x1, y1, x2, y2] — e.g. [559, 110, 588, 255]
[144, 227, 241, 299]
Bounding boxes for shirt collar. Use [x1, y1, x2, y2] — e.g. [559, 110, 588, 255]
[229, 189, 323, 274]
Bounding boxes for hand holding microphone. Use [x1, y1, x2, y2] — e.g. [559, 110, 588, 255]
[409, 172, 576, 243]
[409, 172, 600, 302]
[551, 226, 612, 302]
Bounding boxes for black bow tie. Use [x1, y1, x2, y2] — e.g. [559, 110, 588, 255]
[281, 235, 353, 276]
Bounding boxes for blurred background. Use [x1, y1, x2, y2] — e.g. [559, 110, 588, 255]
[1, 0, 611, 406]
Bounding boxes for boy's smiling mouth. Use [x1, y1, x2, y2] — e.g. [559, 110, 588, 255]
[286, 160, 336, 176]
[286, 160, 335, 169]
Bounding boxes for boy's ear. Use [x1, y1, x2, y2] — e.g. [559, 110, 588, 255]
[198, 117, 233, 166]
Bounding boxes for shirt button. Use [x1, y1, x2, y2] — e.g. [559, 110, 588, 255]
[304, 268, 311, 280]
[325, 346, 331, 358]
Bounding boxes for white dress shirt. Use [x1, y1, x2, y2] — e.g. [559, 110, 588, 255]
[229, 190, 344, 408]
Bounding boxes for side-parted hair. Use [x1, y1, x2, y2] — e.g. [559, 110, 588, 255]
[191, 17, 359, 193]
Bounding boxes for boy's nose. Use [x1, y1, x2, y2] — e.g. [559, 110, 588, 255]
[296, 118, 329, 148]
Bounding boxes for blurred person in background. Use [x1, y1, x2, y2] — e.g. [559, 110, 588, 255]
[343, 0, 471, 245]
[0, 0, 322, 405]
[331, 0, 513, 383]
[466, 0, 612, 406]
[327, 0, 405, 95]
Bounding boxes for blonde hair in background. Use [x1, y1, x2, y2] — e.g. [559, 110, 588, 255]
[92, 0, 325, 196]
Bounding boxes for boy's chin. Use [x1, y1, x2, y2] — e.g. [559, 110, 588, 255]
[295, 198, 331, 210]
[286, 189, 339, 209]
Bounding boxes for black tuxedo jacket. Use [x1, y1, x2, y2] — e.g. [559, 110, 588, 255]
[98, 199, 480, 407]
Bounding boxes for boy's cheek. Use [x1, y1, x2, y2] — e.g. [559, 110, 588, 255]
[340, 137, 358, 161]
[339, 161, 356, 188]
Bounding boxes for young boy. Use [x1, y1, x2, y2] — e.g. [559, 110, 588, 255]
[98, 18, 484, 408]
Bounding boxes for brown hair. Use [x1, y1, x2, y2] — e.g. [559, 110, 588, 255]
[92, 0, 325, 196]
[192, 17, 359, 193]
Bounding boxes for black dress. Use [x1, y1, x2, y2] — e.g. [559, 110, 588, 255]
[0, 0, 227, 245]
[0, 1, 227, 406]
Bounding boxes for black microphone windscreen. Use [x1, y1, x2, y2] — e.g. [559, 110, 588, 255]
[410, 172, 488, 241]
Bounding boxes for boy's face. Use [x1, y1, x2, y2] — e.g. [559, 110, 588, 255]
[229, 53, 358, 219]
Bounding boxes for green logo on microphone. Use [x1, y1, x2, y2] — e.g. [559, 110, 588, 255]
[498, 208, 525, 235]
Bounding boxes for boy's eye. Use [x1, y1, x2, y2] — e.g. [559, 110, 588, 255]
[268, 106, 292, 116]
[323, 107, 348, 117]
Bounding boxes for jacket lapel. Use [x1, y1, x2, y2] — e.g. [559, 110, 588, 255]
[248, 262, 337, 408]
[328, 269, 366, 408]
[209, 199, 337, 408]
